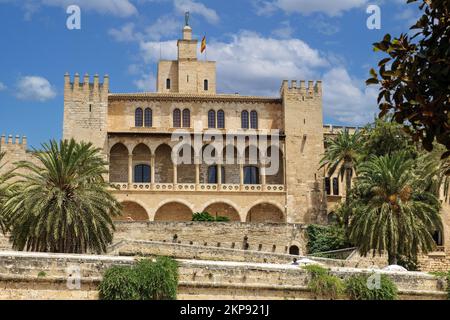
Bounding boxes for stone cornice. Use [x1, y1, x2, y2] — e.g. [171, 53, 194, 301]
[109, 92, 282, 104]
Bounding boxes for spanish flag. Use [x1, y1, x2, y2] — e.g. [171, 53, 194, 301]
[201, 36, 206, 53]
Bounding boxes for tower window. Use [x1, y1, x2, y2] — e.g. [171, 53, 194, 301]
[135, 108, 143, 127]
[325, 177, 331, 195]
[166, 79, 171, 90]
[217, 110, 225, 129]
[144, 108, 152, 127]
[332, 177, 339, 195]
[182, 109, 191, 128]
[173, 109, 181, 128]
[250, 110, 258, 129]
[241, 110, 249, 129]
[208, 110, 216, 128]
[204, 79, 209, 91]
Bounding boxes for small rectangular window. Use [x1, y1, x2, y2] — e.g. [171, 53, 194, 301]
[325, 177, 331, 195]
[332, 177, 339, 195]
[166, 79, 171, 90]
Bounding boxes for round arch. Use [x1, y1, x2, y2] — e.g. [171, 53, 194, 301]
[154, 200, 194, 222]
[109, 143, 129, 183]
[246, 201, 285, 223]
[154, 144, 173, 183]
[202, 201, 241, 222]
[115, 201, 149, 222]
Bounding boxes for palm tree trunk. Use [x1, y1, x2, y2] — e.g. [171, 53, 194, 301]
[388, 252, 398, 265]
[344, 166, 352, 229]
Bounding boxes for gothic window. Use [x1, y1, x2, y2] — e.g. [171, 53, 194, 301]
[173, 109, 181, 128]
[166, 78, 171, 90]
[241, 110, 249, 129]
[135, 108, 143, 127]
[217, 110, 225, 129]
[250, 110, 258, 129]
[134, 164, 151, 183]
[204, 79, 209, 91]
[144, 108, 152, 127]
[332, 177, 339, 195]
[207, 166, 225, 184]
[208, 110, 216, 128]
[182, 109, 191, 128]
[244, 166, 260, 185]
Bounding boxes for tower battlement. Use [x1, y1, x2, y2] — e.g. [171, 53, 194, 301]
[0, 134, 27, 150]
[280, 80, 322, 98]
[64, 73, 109, 102]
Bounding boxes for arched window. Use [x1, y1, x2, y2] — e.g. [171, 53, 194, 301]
[244, 166, 259, 184]
[204, 79, 209, 91]
[144, 108, 152, 127]
[166, 78, 171, 90]
[250, 110, 258, 129]
[208, 110, 216, 128]
[135, 108, 143, 127]
[134, 164, 151, 183]
[207, 166, 225, 184]
[217, 110, 225, 129]
[332, 177, 339, 195]
[173, 109, 181, 128]
[241, 110, 249, 129]
[325, 177, 331, 195]
[182, 109, 190, 128]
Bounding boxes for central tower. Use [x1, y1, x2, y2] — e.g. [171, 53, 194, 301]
[156, 19, 216, 94]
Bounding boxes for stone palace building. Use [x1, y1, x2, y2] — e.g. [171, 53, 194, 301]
[0, 22, 448, 260]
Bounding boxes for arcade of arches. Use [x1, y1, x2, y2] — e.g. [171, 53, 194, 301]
[114, 201, 285, 223]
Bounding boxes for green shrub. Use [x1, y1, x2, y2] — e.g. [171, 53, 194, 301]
[345, 273, 398, 300]
[302, 265, 344, 300]
[192, 212, 230, 222]
[135, 257, 178, 300]
[98, 266, 141, 300]
[306, 224, 350, 254]
[99, 257, 179, 300]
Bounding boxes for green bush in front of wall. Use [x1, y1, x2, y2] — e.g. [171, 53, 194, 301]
[345, 273, 398, 300]
[99, 257, 179, 300]
[302, 265, 345, 300]
[192, 212, 230, 222]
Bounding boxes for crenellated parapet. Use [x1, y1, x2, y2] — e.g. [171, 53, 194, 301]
[280, 80, 322, 98]
[0, 134, 27, 150]
[64, 73, 109, 102]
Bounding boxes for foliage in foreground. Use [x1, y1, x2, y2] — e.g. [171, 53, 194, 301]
[306, 224, 350, 255]
[367, 0, 450, 155]
[99, 257, 179, 300]
[2, 139, 121, 254]
[192, 212, 230, 222]
[345, 273, 398, 300]
[302, 265, 344, 300]
[0, 152, 12, 234]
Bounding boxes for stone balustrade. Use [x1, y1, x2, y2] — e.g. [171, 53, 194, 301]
[110, 183, 285, 193]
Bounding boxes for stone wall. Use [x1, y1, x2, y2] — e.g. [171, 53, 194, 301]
[113, 222, 307, 255]
[0, 251, 446, 300]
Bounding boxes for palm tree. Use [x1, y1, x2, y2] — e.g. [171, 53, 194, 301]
[321, 129, 364, 229]
[3, 139, 121, 254]
[0, 152, 12, 234]
[349, 152, 442, 265]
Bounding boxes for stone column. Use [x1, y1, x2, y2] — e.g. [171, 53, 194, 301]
[260, 165, 266, 188]
[128, 154, 133, 185]
[195, 163, 200, 185]
[217, 164, 222, 185]
[239, 164, 244, 188]
[173, 164, 178, 185]
[150, 155, 155, 184]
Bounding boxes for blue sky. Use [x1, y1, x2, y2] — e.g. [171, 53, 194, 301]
[0, 0, 422, 148]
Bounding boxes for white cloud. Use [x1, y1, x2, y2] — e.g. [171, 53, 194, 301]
[256, 0, 367, 17]
[145, 15, 181, 40]
[109, 23, 141, 42]
[0, 82, 6, 91]
[323, 67, 378, 125]
[272, 21, 295, 39]
[15, 76, 57, 102]
[173, 0, 219, 24]
[2, 0, 137, 19]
